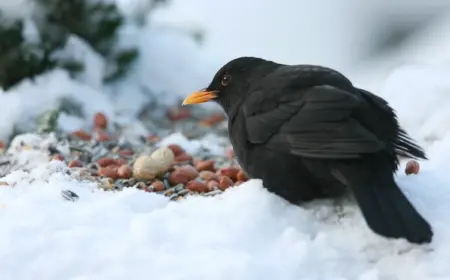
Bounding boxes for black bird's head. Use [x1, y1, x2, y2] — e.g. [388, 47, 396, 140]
[182, 56, 277, 113]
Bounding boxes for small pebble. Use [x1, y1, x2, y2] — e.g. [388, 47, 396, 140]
[177, 189, 189, 197]
[203, 190, 223, 197]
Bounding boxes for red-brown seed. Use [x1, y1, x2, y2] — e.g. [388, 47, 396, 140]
[167, 144, 185, 156]
[96, 157, 117, 167]
[72, 130, 92, 141]
[98, 166, 118, 180]
[53, 154, 65, 161]
[199, 170, 219, 182]
[219, 176, 233, 191]
[0, 140, 4, 149]
[94, 112, 108, 129]
[168, 170, 190, 186]
[199, 113, 226, 127]
[118, 149, 134, 157]
[236, 170, 248, 182]
[217, 167, 240, 181]
[206, 180, 219, 191]
[405, 160, 420, 175]
[234, 181, 245, 186]
[68, 160, 83, 168]
[115, 158, 128, 166]
[176, 165, 199, 181]
[195, 160, 216, 172]
[117, 164, 132, 179]
[186, 180, 208, 193]
[167, 107, 191, 121]
[151, 180, 165, 192]
[174, 154, 193, 163]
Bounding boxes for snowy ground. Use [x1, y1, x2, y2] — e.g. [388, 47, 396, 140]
[2, 2, 450, 280]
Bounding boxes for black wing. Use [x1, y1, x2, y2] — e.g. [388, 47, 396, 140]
[243, 85, 385, 159]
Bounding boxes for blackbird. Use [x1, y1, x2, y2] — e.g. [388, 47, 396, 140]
[182, 56, 433, 244]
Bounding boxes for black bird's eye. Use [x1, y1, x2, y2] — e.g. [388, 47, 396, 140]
[221, 74, 232, 87]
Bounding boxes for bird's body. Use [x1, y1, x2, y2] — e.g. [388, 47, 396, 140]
[183, 57, 433, 244]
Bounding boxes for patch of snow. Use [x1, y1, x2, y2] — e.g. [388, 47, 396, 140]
[57, 113, 85, 133]
[134, 25, 218, 107]
[0, 69, 116, 141]
[0, 0, 35, 21]
[52, 35, 106, 90]
[0, 147, 450, 279]
[380, 63, 450, 150]
[21, 17, 40, 44]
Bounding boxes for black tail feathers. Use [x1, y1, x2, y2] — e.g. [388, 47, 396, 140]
[352, 177, 432, 244]
[333, 163, 433, 244]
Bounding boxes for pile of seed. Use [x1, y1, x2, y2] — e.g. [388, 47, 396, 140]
[0, 109, 246, 202]
[0, 105, 421, 203]
[65, 141, 248, 201]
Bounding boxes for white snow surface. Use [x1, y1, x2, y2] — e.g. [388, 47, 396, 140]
[1, 121, 450, 280]
[1, 2, 450, 280]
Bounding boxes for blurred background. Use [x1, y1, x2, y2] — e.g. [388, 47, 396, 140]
[1, 0, 450, 143]
[149, 0, 450, 90]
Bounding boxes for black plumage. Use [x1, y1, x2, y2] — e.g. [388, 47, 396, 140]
[182, 56, 433, 244]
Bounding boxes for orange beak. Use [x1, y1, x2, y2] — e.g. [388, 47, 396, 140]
[182, 89, 218, 105]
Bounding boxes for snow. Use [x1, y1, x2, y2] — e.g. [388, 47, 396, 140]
[1, 1, 450, 279]
[1, 132, 450, 280]
[0, 0, 35, 21]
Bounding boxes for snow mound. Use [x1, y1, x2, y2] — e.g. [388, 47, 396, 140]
[1, 122, 450, 280]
